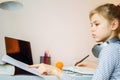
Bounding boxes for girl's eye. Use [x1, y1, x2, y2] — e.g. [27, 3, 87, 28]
[95, 23, 100, 26]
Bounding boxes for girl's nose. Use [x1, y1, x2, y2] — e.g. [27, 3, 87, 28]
[90, 26, 96, 32]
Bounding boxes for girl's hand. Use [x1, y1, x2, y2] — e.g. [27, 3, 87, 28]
[28, 63, 64, 78]
[76, 61, 88, 67]
[76, 61, 98, 69]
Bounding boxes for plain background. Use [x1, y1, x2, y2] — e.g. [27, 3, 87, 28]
[0, 0, 120, 66]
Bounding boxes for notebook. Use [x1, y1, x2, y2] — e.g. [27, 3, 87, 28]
[63, 66, 96, 75]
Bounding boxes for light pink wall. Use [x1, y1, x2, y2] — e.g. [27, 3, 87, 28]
[0, 0, 120, 66]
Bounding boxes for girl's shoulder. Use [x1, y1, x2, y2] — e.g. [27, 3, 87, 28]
[104, 42, 120, 50]
[108, 42, 120, 47]
[101, 42, 120, 56]
[99, 42, 120, 59]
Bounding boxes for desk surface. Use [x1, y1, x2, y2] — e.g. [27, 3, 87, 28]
[0, 75, 58, 80]
[0, 75, 92, 80]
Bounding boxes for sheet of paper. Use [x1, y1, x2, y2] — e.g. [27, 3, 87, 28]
[63, 66, 96, 75]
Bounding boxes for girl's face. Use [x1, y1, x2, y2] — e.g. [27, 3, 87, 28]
[90, 13, 114, 42]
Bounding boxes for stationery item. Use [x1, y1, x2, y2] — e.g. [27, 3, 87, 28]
[63, 66, 95, 75]
[44, 52, 47, 64]
[0, 64, 15, 75]
[2, 54, 44, 78]
[40, 50, 51, 64]
[40, 56, 51, 64]
[40, 51, 51, 64]
[74, 55, 89, 66]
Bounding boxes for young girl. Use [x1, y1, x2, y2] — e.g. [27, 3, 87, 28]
[29, 3, 120, 80]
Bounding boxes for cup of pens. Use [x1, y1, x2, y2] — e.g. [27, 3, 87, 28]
[40, 51, 51, 65]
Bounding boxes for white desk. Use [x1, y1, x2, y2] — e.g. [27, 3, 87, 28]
[0, 75, 92, 80]
[0, 75, 58, 80]
[0, 65, 94, 80]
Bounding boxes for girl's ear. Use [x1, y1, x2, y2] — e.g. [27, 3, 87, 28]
[111, 19, 119, 30]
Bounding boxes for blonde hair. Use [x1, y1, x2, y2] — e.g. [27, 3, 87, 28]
[89, 3, 120, 37]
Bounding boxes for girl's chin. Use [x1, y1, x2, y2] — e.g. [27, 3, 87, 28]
[94, 38, 102, 42]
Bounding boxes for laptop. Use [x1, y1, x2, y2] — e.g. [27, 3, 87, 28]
[2, 37, 43, 78]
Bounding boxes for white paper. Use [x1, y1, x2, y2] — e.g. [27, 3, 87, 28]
[63, 66, 96, 75]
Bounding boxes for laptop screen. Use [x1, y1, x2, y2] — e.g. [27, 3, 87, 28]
[4, 37, 33, 65]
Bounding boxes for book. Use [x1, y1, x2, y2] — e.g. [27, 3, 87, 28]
[0, 64, 15, 75]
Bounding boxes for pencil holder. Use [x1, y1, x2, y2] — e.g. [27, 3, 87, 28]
[40, 56, 51, 65]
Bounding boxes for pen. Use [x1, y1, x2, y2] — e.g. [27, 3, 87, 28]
[74, 55, 89, 66]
